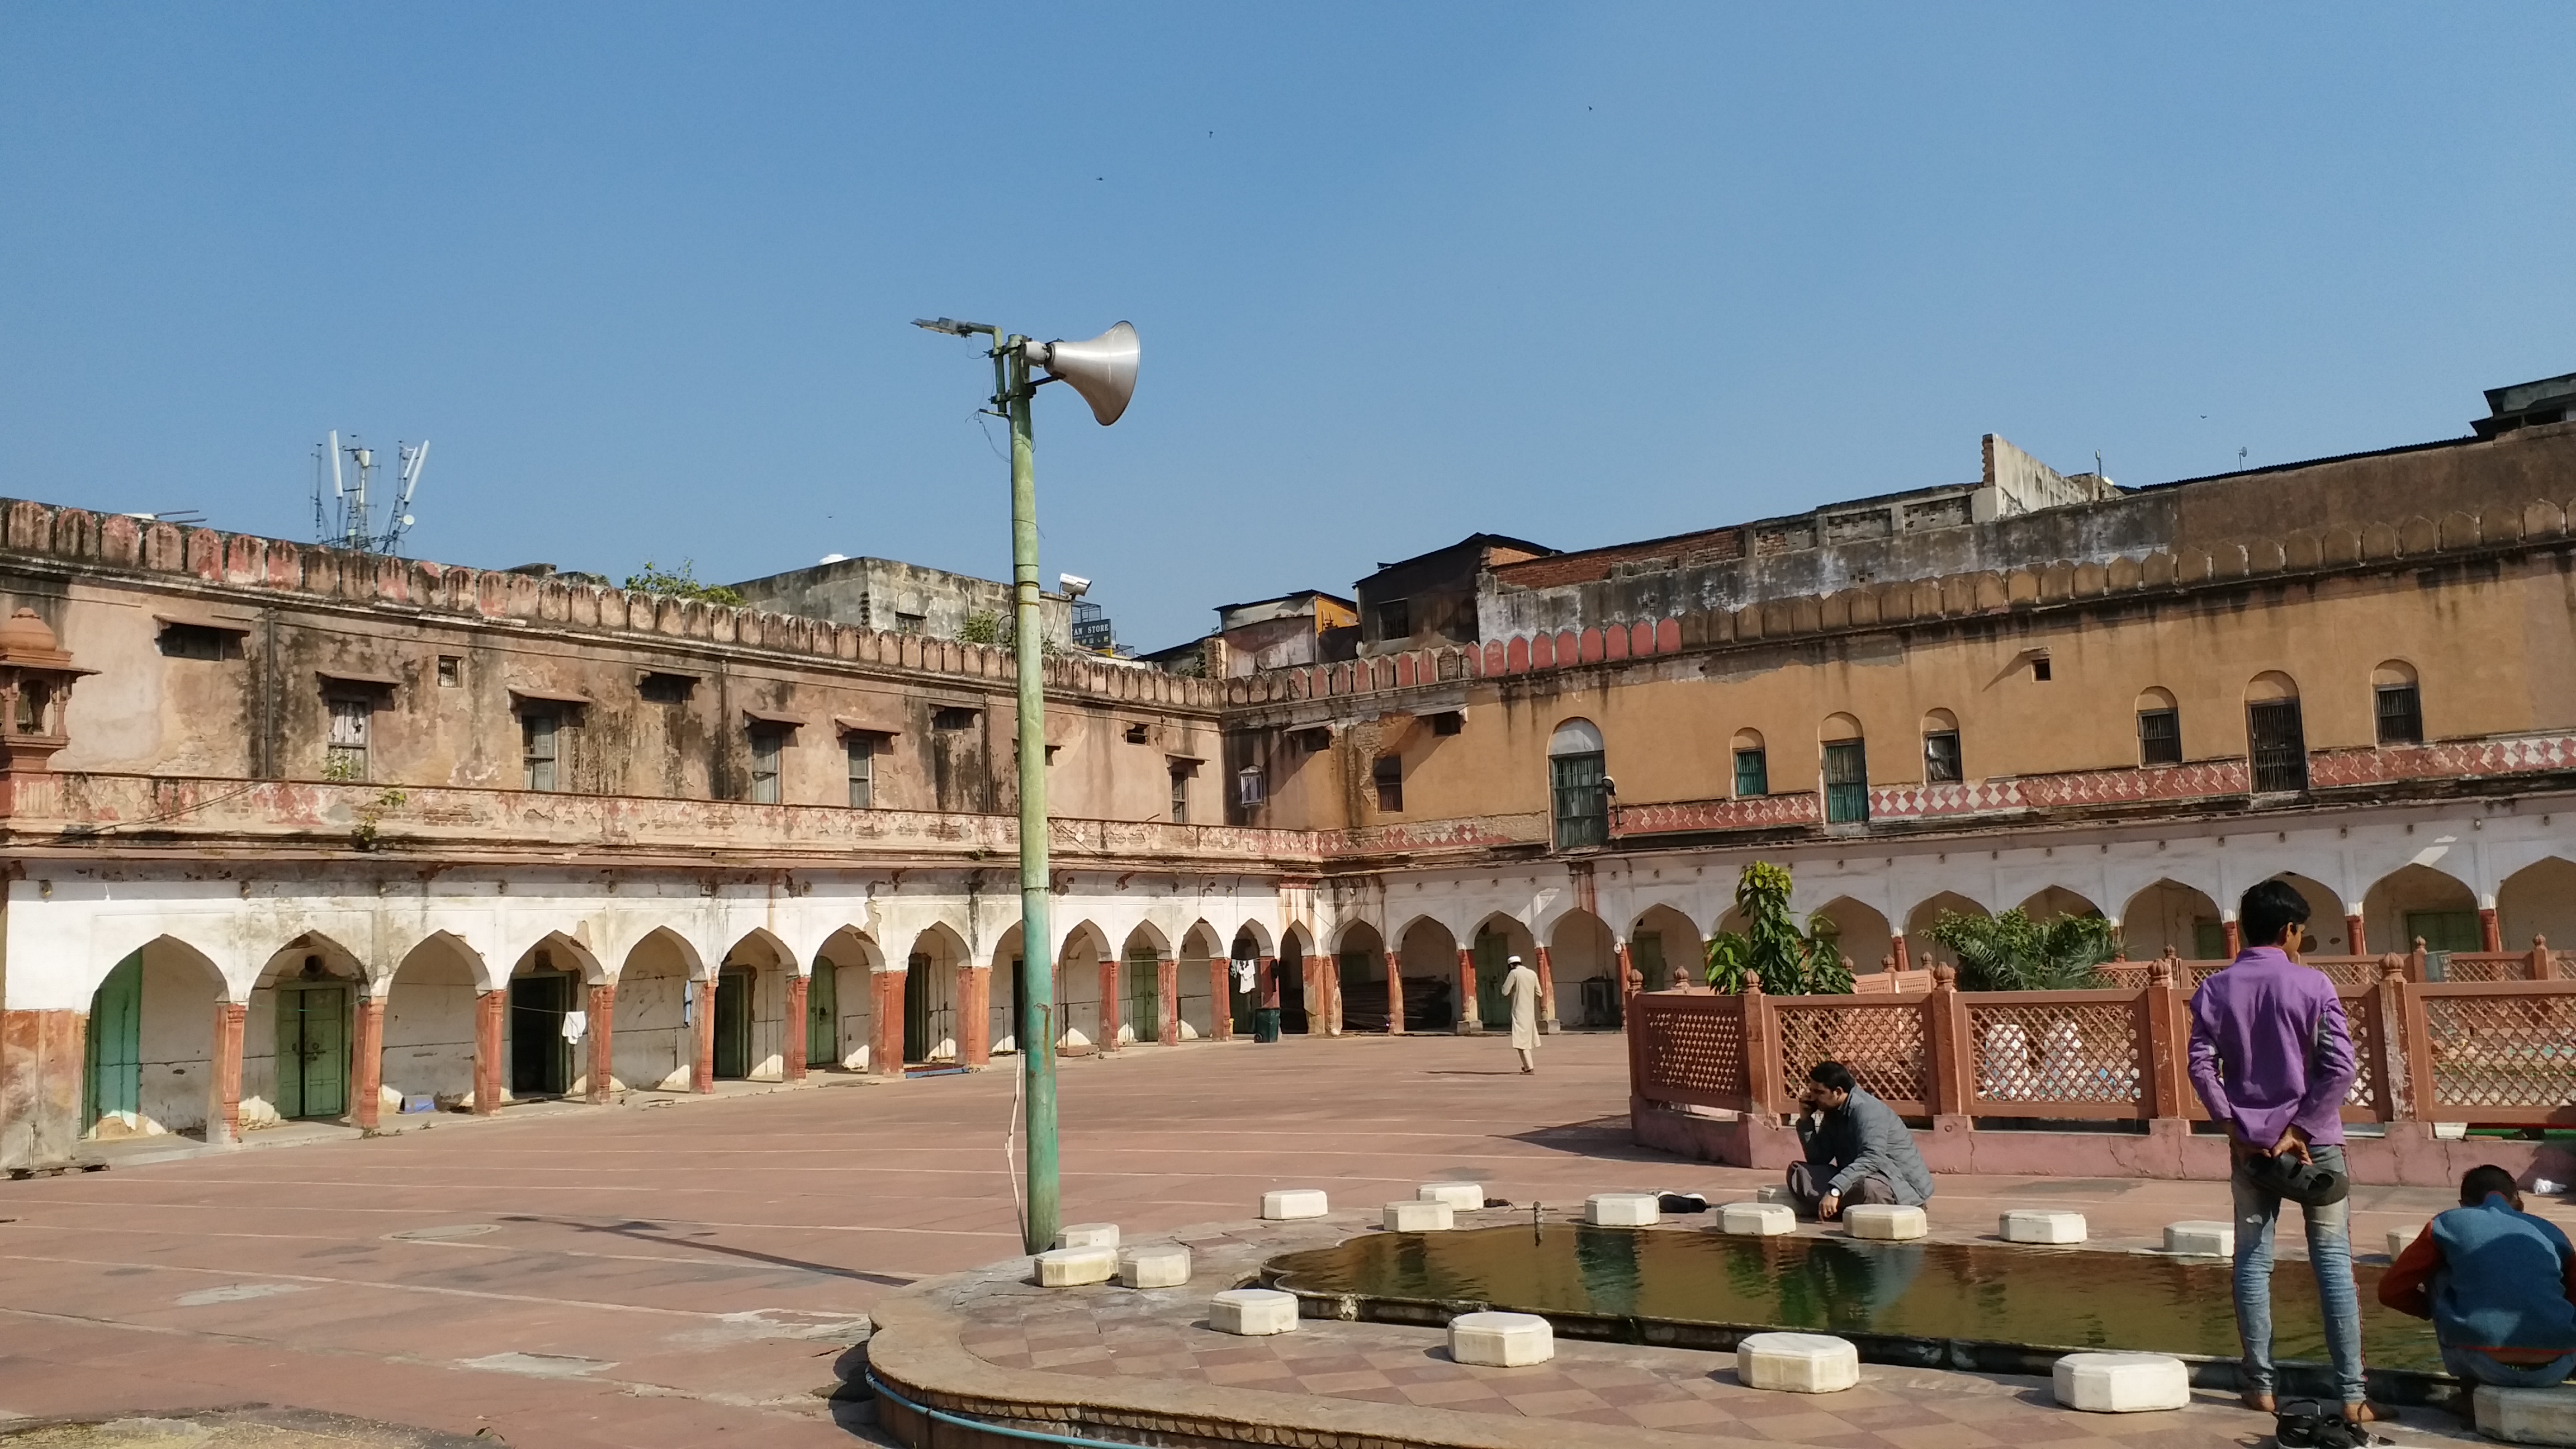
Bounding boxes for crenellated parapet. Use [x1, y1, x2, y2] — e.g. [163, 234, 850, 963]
[0, 499, 1222, 714]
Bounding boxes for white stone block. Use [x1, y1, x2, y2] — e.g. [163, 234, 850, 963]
[1756, 1183, 1796, 1206]
[1587, 1192, 1661, 1227]
[1117, 1244, 1191, 1289]
[2000, 1209, 2087, 1244]
[1209, 1287, 1298, 1336]
[1055, 1223, 1119, 1249]
[2474, 1384, 2576, 1446]
[1419, 1181, 1485, 1210]
[1261, 1189, 1329, 1220]
[1737, 1332, 1860, 1393]
[1843, 1204, 1928, 1240]
[2386, 1223, 2426, 1259]
[2434, 1121, 2469, 1140]
[1035, 1246, 1117, 1286]
[2052, 1352, 2191, 1413]
[1449, 1311, 1553, 1367]
[2163, 1220, 2234, 1257]
[1383, 1200, 1455, 1233]
[1719, 1202, 1796, 1236]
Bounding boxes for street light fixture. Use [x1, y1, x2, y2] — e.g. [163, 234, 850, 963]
[914, 315, 1140, 1255]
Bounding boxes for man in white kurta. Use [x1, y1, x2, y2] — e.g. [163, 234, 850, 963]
[1502, 954, 1542, 1074]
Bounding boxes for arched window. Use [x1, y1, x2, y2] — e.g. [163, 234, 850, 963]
[1921, 708, 1962, 784]
[1820, 713, 1867, 825]
[2245, 673, 2305, 793]
[1548, 718, 1607, 850]
[1731, 727, 1768, 798]
[2372, 660, 2422, 745]
[2135, 687, 2180, 766]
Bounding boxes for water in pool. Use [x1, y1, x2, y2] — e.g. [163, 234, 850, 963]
[1266, 1224, 2440, 1371]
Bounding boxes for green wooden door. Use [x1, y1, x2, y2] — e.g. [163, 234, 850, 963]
[1634, 934, 1669, 991]
[1473, 929, 1510, 1027]
[902, 954, 931, 1063]
[1124, 949, 1159, 1043]
[84, 953, 143, 1130]
[277, 983, 348, 1120]
[806, 965, 837, 1067]
[713, 969, 752, 1079]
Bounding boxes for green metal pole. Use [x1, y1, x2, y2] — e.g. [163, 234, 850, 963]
[1007, 335, 1059, 1254]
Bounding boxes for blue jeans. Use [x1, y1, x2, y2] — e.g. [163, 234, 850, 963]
[2442, 1344, 2576, 1388]
[2232, 1144, 2366, 1405]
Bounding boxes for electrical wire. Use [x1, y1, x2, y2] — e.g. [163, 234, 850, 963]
[1005, 1030, 1025, 1245]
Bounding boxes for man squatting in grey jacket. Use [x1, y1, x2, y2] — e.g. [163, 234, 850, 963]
[1786, 1060, 1938, 1220]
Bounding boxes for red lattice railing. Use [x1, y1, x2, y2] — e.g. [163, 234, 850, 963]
[1628, 993, 1751, 1112]
[1632, 960, 2567, 1131]
[1776, 1001, 1927, 1115]
[1963, 996, 2143, 1115]
[2408, 982, 2576, 1125]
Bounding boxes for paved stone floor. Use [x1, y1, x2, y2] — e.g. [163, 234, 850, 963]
[0, 1031, 2559, 1447]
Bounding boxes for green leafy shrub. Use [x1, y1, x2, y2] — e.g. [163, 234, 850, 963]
[1704, 861, 1852, 995]
[1922, 909, 2116, 991]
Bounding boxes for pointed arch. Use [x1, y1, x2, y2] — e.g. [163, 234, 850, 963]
[1276, 922, 1317, 1034]
[1227, 917, 1276, 960]
[2017, 886, 2102, 923]
[713, 929, 795, 1082]
[987, 921, 1027, 1058]
[900, 922, 971, 1063]
[1176, 921, 1224, 1041]
[2120, 879, 2223, 960]
[1902, 892, 1988, 970]
[84, 935, 228, 1141]
[610, 926, 699, 1095]
[1547, 909, 1616, 1027]
[245, 933, 368, 1129]
[378, 931, 482, 1114]
[1808, 897, 1892, 977]
[2267, 872, 2348, 954]
[1628, 904, 1704, 990]
[2361, 862, 2480, 955]
[2497, 856, 2576, 956]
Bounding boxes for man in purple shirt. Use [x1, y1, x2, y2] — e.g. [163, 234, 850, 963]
[2187, 879, 2367, 1425]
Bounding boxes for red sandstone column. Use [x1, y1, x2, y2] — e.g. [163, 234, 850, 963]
[691, 978, 716, 1093]
[472, 989, 504, 1117]
[1100, 957, 1122, 1050]
[1322, 953, 1343, 1035]
[1158, 955, 1178, 1045]
[1211, 958, 1233, 1041]
[962, 966, 991, 1066]
[1617, 940, 1639, 1001]
[1385, 950, 1407, 1035]
[207, 1001, 247, 1145]
[1535, 945, 1558, 1033]
[872, 966, 905, 1074]
[2222, 918, 2242, 957]
[1455, 948, 1481, 1033]
[586, 983, 617, 1102]
[1258, 956, 1279, 1010]
[2345, 912, 2368, 957]
[2479, 907, 2502, 953]
[784, 973, 809, 1082]
[352, 997, 386, 1131]
[1891, 934, 1911, 973]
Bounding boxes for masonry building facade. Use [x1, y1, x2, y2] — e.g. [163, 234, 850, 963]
[3, 373, 2572, 1168]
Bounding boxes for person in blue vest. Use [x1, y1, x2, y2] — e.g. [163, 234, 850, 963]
[2380, 1164, 2576, 1393]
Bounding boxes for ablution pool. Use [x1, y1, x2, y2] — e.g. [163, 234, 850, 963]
[1263, 1223, 2445, 1398]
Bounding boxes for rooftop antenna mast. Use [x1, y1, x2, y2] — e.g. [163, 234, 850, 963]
[310, 430, 428, 555]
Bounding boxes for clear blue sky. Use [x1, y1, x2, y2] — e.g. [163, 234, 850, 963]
[4, 6, 2570, 650]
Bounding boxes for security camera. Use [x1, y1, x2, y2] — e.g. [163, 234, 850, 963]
[1058, 574, 1091, 598]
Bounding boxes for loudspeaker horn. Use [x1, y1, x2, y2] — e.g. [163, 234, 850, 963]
[1026, 322, 1139, 425]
